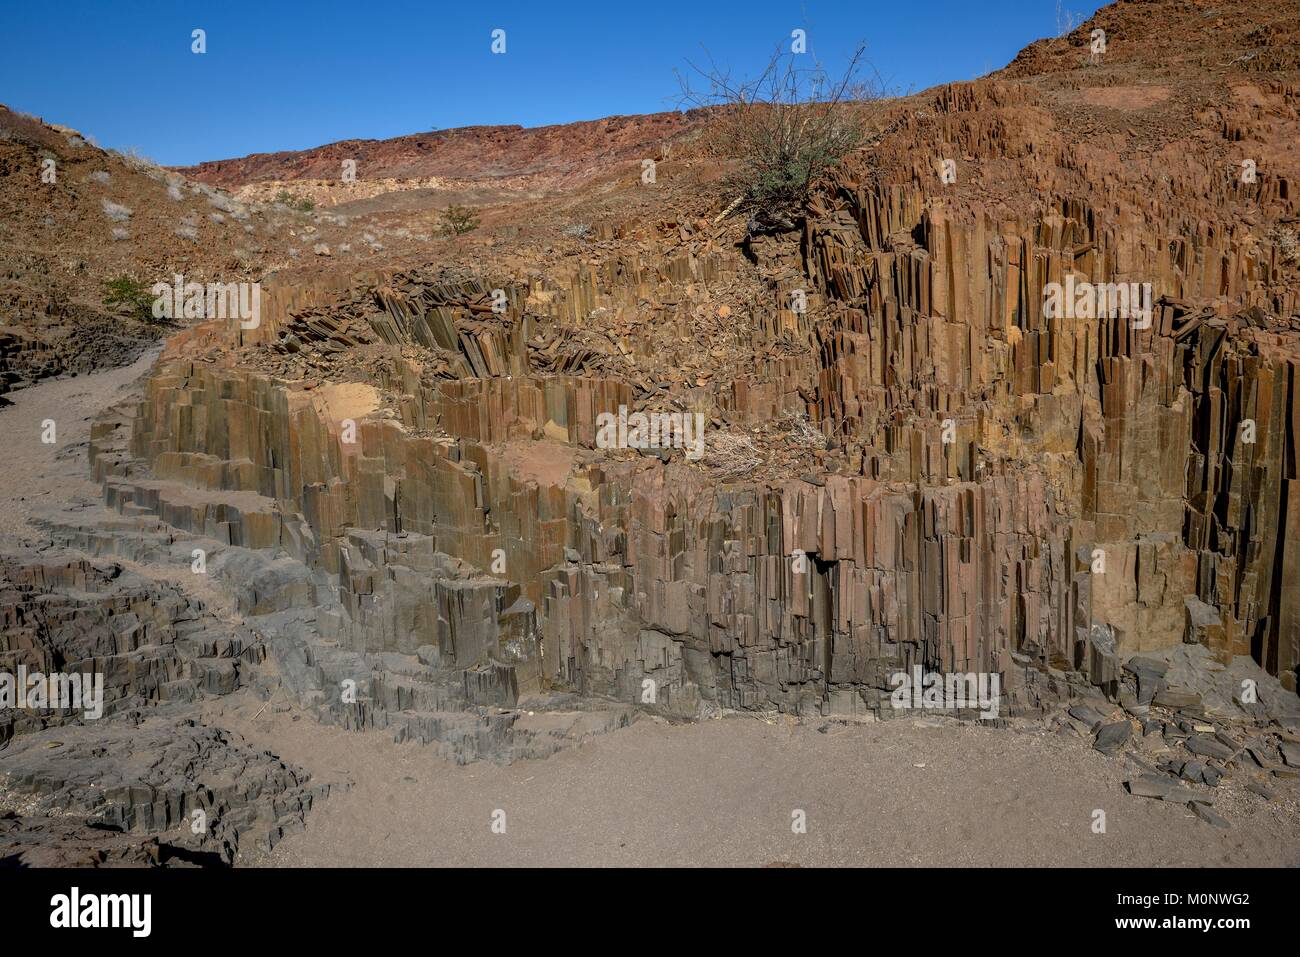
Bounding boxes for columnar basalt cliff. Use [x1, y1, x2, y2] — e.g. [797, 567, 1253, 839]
[6, 0, 1300, 865]
[82, 51, 1300, 747]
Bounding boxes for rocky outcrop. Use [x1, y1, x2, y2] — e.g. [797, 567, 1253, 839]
[0, 716, 326, 866]
[98, 65, 1300, 728]
[0, 551, 263, 744]
[0, 547, 324, 864]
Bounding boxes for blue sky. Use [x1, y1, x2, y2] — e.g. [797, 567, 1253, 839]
[0, 0, 1105, 166]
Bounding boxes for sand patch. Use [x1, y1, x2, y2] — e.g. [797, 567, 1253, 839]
[311, 382, 380, 422]
[500, 439, 577, 488]
[1079, 85, 1170, 110]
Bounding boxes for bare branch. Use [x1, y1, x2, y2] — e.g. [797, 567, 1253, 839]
[675, 39, 890, 229]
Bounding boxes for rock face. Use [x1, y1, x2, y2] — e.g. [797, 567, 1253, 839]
[0, 548, 326, 864]
[5, 0, 1300, 863]
[54, 1, 1298, 745]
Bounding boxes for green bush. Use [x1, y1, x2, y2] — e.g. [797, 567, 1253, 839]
[439, 205, 480, 236]
[274, 189, 315, 212]
[102, 275, 160, 323]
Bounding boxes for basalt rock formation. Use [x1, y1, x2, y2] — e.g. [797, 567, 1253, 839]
[73, 1, 1300, 717]
[5, 0, 1300, 862]
[80, 0, 1300, 735]
[0, 548, 327, 864]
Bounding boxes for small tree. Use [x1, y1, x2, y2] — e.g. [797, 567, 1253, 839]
[677, 41, 884, 230]
[440, 205, 480, 236]
[102, 275, 160, 323]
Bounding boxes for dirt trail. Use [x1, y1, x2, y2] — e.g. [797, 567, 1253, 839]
[0, 347, 160, 545]
[198, 697, 1300, 868]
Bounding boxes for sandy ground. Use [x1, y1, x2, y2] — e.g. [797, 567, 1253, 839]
[0, 345, 252, 625]
[5, 357, 1300, 868]
[196, 693, 1300, 868]
[0, 347, 160, 545]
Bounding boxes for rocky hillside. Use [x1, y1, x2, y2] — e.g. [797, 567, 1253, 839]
[176, 111, 699, 189]
[0, 106, 322, 399]
[0, 104, 697, 401]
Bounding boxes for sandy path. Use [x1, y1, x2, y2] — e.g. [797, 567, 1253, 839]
[0, 348, 160, 545]
[199, 697, 1300, 868]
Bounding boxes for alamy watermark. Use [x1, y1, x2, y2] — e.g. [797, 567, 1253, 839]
[151, 274, 261, 329]
[1043, 276, 1153, 329]
[889, 666, 1001, 719]
[595, 405, 706, 460]
[1, 666, 103, 719]
[50, 887, 150, 937]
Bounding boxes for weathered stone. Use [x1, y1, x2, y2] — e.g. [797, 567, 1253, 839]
[1069, 704, 1108, 730]
[1184, 596, 1228, 664]
[1094, 720, 1132, 756]
[1280, 742, 1300, 767]
[1191, 803, 1231, 829]
[1245, 780, 1279, 801]
[1124, 656, 1170, 706]
[1126, 774, 1176, 800]
[1161, 759, 1222, 787]
[1186, 735, 1235, 761]
[1153, 688, 1203, 710]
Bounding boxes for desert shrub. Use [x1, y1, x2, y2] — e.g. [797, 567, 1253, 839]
[273, 189, 315, 212]
[1055, 1, 1084, 36]
[677, 42, 882, 229]
[1269, 225, 1299, 266]
[101, 198, 132, 222]
[101, 275, 159, 323]
[113, 146, 162, 174]
[207, 189, 235, 211]
[439, 204, 480, 235]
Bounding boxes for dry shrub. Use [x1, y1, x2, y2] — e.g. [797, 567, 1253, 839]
[703, 431, 764, 478]
[677, 41, 886, 230]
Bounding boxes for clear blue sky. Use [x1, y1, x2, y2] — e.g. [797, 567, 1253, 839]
[0, 0, 1106, 166]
